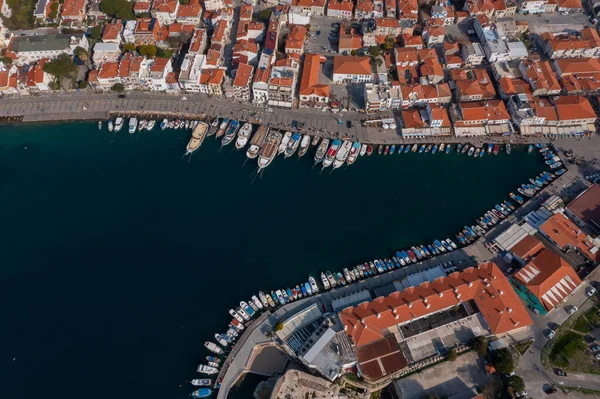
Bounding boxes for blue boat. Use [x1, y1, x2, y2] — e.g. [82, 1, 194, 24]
[427, 244, 437, 255]
[528, 145, 533, 153]
[479, 149, 484, 157]
[160, 119, 168, 130]
[390, 145, 396, 154]
[433, 239, 444, 251]
[242, 301, 255, 316]
[404, 145, 411, 153]
[432, 144, 438, 154]
[301, 285, 307, 296]
[286, 288, 293, 300]
[271, 292, 278, 303]
[400, 251, 410, 264]
[304, 282, 312, 296]
[555, 168, 566, 176]
[192, 388, 213, 398]
[421, 245, 431, 257]
[419, 145, 425, 153]
[374, 260, 384, 273]
[457, 143, 462, 153]
[445, 145, 451, 154]
[398, 145, 404, 153]
[488, 143, 493, 153]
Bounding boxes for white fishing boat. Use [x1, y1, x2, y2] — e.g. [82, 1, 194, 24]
[314, 138, 330, 164]
[98, 121, 102, 130]
[297, 134, 311, 157]
[251, 295, 264, 310]
[235, 123, 253, 150]
[214, 333, 228, 347]
[114, 117, 124, 132]
[258, 130, 282, 171]
[322, 139, 340, 168]
[284, 133, 301, 158]
[359, 144, 367, 156]
[107, 120, 114, 132]
[278, 131, 292, 155]
[191, 379, 212, 387]
[204, 342, 223, 355]
[128, 118, 138, 134]
[146, 120, 156, 130]
[346, 142, 361, 165]
[309, 276, 319, 293]
[160, 119, 168, 130]
[246, 125, 268, 159]
[197, 364, 219, 375]
[311, 135, 321, 146]
[332, 140, 352, 169]
[258, 291, 269, 308]
[229, 309, 244, 324]
[320, 272, 331, 290]
[139, 119, 147, 131]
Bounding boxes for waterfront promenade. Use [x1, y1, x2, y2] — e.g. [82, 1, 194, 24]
[0, 92, 571, 146]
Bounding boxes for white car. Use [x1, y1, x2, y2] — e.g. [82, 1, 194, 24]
[546, 330, 556, 339]
[568, 306, 578, 315]
[180, 96, 188, 101]
[587, 286, 596, 297]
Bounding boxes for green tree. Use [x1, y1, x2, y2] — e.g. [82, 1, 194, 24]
[381, 37, 394, 51]
[100, 0, 134, 20]
[375, 57, 383, 67]
[350, 49, 357, 56]
[367, 46, 381, 58]
[492, 348, 514, 374]
[122, 43, 136, 52]
[78, 80, 89, 89]
[274, 322, 283, 331]
[90, 25, 102, 40]
[49, 2, 59, 10]
[43, 53, 77, 84]
[74, 46, 88, 61]
[156, 47, 173, 58]
[111, 83, 125, 92]
[508, 375, 525, 393]
[473, 336, 488, 357]
[258, 9, 272, 20]
[0, 56, 13, 64]
[48, 9, 58, 19]
[305, 24, 311, 31]
[447, 348, 458, 361]
[178, 0, 189, 3]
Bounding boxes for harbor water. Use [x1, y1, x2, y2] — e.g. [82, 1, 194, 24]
[0, 122, 546, 399]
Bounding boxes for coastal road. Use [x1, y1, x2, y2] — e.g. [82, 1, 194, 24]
[0, 91, 588, 147]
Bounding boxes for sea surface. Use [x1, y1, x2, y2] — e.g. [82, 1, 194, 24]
[0, 122, 545, 399]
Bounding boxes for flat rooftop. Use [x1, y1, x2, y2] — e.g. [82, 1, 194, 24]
[11, 34, 76, 53]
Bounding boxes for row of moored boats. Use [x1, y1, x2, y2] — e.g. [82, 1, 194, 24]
[101, 117, 204, 134]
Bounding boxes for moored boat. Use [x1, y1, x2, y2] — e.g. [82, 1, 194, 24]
[333, 141, 352, 169]
[467, 146, 475, 156]
[360, 144, 367, 156]
[160, 119, 168, 130]
[320, 273, 331, 290]
[247, 125, 268, 159]
[128, 118, 138, 134]
[323, 139, 341, 168]
[146, 120, 155, 130]
[235, 123, 253, 150]
[389, 145, 396, 155]
[191, 379, 212, 387]
[461, 145, 469, 154]
[108, 120, 114, 132]
[221, 120, 239, 146]
[258, 130, 282, 170]
[439, 143, 445, 153]
[197, 364, 219, 374]
[506, 143, 512, 154]
[298, 134, 311, 157]
[215, 119, 229, 138]
[312, 135, 320, 146]
[432, 144, 438, 154]
[314, 138, 330, 163]
[309, 276, 319, 293]
[278, 131, 292, 155]
[347, 142, 361, 165]
[378, 145, 383, 155]
[204, 341, 223, 354]
[186, 122, 209, 155]
[411, 144, 418, 152]
[367, 145, 373, 155]
[285, 133, 302, 158]
[528, 145, 533, 153]
[493, 144, 499, 155]
[445, 144, 451, 154]
[191, 388, 213, 398]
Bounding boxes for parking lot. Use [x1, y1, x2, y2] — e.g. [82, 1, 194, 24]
[305, 16, 340, 55]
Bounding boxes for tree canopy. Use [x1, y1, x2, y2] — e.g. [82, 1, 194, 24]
[258, 9, 272, 20]
[447, 349, 457, 362]
[492, 348, 514, 374]
[138, 44, 156, 58]
[473, 336, 488, 357]
[43, 53, 77, 83]
[122, 43, 136, 52]
[367, 46, 381, 58]
[111, 83, 125, 92]
[90, 25, 102, 40]
[508, 375, 525, 393]
[100, 0, 134, 20]
[381, 37, 394, 51]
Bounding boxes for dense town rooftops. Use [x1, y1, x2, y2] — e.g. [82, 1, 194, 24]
[458, 100, 509, 123]
[542, 28, 600, 52]
[510, 234, 545, 261]
[102, 23, 121, 41]
[333, 56, 371, 75]
[451, 68, 496, 99]
[233, 63, 253, 87]
[153, 0, 178, 13]
[339, 261, 532, 347]
[327, 0, 354, 12]
[566, 184, 600, 230]
[61, 0, 86, 17]
[521, 60, 560, 93]
[553, 95, 596, 121]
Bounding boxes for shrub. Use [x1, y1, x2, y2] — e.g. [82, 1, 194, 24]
[447, 348, 458, 362]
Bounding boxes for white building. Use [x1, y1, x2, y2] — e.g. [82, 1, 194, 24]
[10, 34, 89, 64]
[92, 42, 120, 66]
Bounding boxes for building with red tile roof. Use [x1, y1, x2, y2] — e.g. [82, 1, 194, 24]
[450, 68, 496, 101]
[552, 57, 600, 77]
[285, 25, 307, 55]
[101, 22, 122, 44]
[398, 0, 418, 22]
[541, 29, 600, 59]
[497, 77, 532, 99]
[556, 0, 583, 12]
[452, 100, 512, 136]
[299, 53, 329, 107]
[232, 62, 254, 102]
[340, 261, 532, 350]
[400, 104, 451, 137]
[540, 211, 600, 262]
[176, 0, 202, 24]
[199, 68, 225, 96]
[232, 39, 259, 67]
[152, 0, 179, 25]
[553, 96, 597, 126]
[513, 248, 582, 312]
[60, 0, 87, 23]
[333, 56, 372, 84]
[510, 235, 545, 263]
[133, 2, 152, 15]
[565, 184, 600, 235]
[420, 58, 444, 85]
[402, 33, 423, 49]
[327, 0, 354, 19]
[394, 47, 419, 67]
[518, 60, 561, 96]
[188, 29, 207, 55]
[355, 335, 408, 381]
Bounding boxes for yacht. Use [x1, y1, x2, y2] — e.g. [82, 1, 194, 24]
[160, 119, 168, 130]
[246, 125, 268, 159]
[146, 120, 156, 130]
[314, 138, 329, 163]
[191, 379, 212, 387]
[308, 276, 319, 293]
[322, 139, 341, 168]
[114, 117, 124, 132]
[258, 130, 282, 170]
[360, 144, 367, 156]
[216, 119, 229, 138]
[333, 141, 352, 169]
[185, 122, 209, 155]
[235, 123, 253, 150]
[107, 120, 114, 132]
[321, 273, 331, 290]
[346, 142, 361, 165]
[197, 364, 219, 374]
[191, 389, 212, 398]
[221, 120, 239, 146]
[128, 118, 138, 134]
[278, 131, 292, 155]
[203, 341, 223, 355]
[298, 134, 311, 157]
[284, 133, 302, 158]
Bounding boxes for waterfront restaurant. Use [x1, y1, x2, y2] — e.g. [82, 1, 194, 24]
[339, 261, 532, 382]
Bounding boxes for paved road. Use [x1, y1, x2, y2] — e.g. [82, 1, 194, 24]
[516, 267, 600, 398]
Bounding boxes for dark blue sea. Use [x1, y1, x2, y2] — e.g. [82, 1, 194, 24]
[0, 123, 545, 399]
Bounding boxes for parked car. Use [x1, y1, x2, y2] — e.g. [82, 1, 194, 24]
[555, 369, 566, 376]
[591, 345, 600, 352]
[546, 329, 556, 339]
[587, 286, 596, 296]
[528, 305, 540, 314]
[545, 386, 557, 394]
[568, 305, 578, 315]
[346, 120, 353, 128]
[118, 94, 126, 99]
[595, 353, 600, 360]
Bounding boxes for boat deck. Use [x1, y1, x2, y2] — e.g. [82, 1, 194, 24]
[249, 126, 268, 147]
